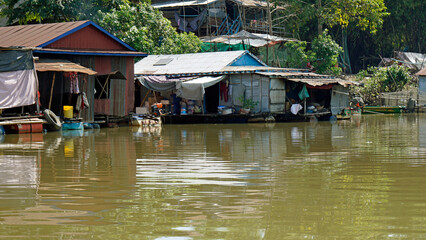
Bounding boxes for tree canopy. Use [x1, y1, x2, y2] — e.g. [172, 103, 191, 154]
[0, 0, 201, 54]
[97, 2, 201, 54]
[272, 0, 425, 72]
[0, 0, 126, 24]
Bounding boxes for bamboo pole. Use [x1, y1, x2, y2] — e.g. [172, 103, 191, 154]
[48, 73, 56, 110]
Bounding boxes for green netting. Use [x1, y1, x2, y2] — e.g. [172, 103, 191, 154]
[200, 42, 246, 52]
[257, 44, 288, 68]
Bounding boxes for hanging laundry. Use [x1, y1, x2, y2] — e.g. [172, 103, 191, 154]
[220, 81, 229, 102]
[290, 103, 303, 115]
[64, 72, 80, 94]
[174, 10, 207, 32]
[298, 84, 309, 100]
[76, 92, 89, 111]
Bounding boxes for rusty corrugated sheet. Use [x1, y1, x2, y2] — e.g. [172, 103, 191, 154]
[93, 56, 131, 117]
[46, 25, 128, 51]
[111, 56, 127, 116]
[95, 56, 112, 75]
[36, 48, 146, 56]
[126, 57, 135, 114]
[0, 21, 89, 48]
[256, 71, 358, 87]
[94, 99, 110, 115]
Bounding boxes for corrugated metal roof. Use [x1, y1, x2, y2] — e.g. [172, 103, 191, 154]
[201, 30, 297, 47]
[34, 48, 147, 57]
[152, 0, 220, 8]
[257, 72, 357, 87]
[134, 50, 263, 75]
[0, 21, 89, 48]
[35, 59, 97, 75]
[0, 21, 137, 52]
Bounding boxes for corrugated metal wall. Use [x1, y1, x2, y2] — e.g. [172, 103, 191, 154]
[94, 56, 132, 117]
[111, 57, 127, 116]
[269, 78, 286, 112]
[43, 54, 135, 120]
[126, 57, 135, 114]
[228, 73, 270, 113]
[46, 25, 128, 51]
[330, 85, 349, 115]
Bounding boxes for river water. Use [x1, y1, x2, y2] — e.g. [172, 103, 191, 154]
[0, 114, 425, 239]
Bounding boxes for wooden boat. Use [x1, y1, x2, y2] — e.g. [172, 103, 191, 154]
[131, 114, 161, 126]
[362, 106, 405, 114]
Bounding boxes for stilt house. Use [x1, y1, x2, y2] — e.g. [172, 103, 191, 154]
[0, 21, 147, 122]
[135, 50, 356, 123]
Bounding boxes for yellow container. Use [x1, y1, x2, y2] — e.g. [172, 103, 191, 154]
[63, 105, 73, 119]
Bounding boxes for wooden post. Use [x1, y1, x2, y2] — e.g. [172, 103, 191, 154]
[48, 73, 56, 110]
[266, 0, 273, 65]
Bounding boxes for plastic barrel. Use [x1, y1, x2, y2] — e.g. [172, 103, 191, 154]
[63, 105, 73, 118]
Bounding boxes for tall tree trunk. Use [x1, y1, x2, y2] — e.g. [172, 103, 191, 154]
[317, 0, 323, 35]
[341, 28, 352, 73]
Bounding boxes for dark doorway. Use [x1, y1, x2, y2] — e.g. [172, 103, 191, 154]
[204, 83, 220, 113]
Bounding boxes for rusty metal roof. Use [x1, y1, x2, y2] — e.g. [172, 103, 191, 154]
[256, 71, 358, 87]
[35, 59, 97, 75]
[34, 48, 147, 57]
[0, 21, 139, 52]
[0, 21, 89, 48]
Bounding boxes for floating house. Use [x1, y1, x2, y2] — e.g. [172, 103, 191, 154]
[134, 50, 356, 123]
[0, 21, 147, 122]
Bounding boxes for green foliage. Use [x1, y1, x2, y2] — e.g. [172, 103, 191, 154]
[283, 41, 308, 68]
[326, 0, 389, 34]
[272, 0, 396, 72]
[0, 0, 126, 24]
[98, 2, 201, 54]
[351, 64, 413, 104]
[307, 30, 343, 75]
[238, 96, 258, 110]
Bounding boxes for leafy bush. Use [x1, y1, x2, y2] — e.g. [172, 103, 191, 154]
[308, 30, 343, 75]
[238, 96, 258, 109]
[350, 64, 414, 105]
[283, 41, 308, 68]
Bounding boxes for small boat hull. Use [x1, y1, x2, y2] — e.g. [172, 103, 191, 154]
[362, 106, 405, 114]
[131, 115, 162, 126]
[62, 122, 84, 130]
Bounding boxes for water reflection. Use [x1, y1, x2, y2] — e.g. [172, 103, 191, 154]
[0, 114, 424, 239]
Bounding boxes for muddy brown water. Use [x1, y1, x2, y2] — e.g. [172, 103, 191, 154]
[0, 114, 425, 239]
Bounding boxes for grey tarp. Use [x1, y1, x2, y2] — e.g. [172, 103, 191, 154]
[0, 49, 34, 72]
[176, 75, 226, 100]
[137, 76, 178, 92]
[138, 75, 226, 100]
[0, 49, 37, 109]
